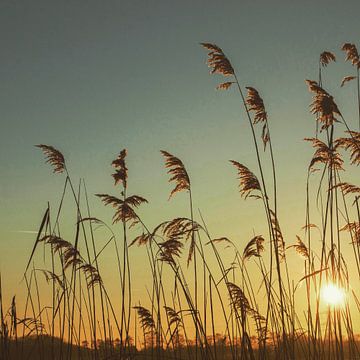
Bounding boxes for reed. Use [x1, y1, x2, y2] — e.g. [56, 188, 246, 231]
[1, 41, 360, 360]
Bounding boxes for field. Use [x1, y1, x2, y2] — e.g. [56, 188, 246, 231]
[1, 42, 360, 360]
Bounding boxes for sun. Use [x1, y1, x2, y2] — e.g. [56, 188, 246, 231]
[321, 283, 346, 307]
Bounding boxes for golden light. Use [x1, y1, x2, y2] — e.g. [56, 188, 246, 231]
[321, 283, 346, 307]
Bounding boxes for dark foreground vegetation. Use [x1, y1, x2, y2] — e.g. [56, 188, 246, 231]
[3, 335, 360, 359]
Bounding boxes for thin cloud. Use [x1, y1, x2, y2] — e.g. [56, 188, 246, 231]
[10, 230, 43, 234]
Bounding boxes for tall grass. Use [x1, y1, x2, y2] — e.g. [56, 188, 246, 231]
[0, 41, 360, 360]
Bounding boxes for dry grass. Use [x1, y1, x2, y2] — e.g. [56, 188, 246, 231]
[1, 41, 360, 360]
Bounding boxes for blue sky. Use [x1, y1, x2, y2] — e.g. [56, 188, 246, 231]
[1, 0, 360, 322]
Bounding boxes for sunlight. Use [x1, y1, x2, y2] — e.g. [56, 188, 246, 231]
[321, 283, 346, 307]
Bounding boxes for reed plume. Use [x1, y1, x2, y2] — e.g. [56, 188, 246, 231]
[335, 131, 360, 165]
[133, 306, 155, 334]
[164, 306, 181, 328]
[341, 222, 360, 244]
[341, 76, 357, 87]
[35, 144, 65, 174]
[230, 160, 261, 199]
[290, 236, 309, 259]
[163, 217, 199, 241]
[200, 43, 234, 78]
[306, 80, 341, 130]
[160, 150, 190, 199]
[243, 235, 265, 261]
[246, 87, 267, 124]
[79, 264, 103, 289]
[305, 137, 343, 170]
[342, 43, 360, 68]
[129, 232, 153, 247]
[163, 217, 200, 265]
[40, 270, 64, 289]
[62, 246, 82, 271]
[96, 194, 147, 226]
[227, 281, 250, 308]
[112, 149, 128, 188]
[331, 182, 360, 196]
[246, 87, 270, 149]
[342, 43, 360, 130]
[216, 81, 234, 90]
[319, 51, 336, 67]
[158, 239, 183, 265]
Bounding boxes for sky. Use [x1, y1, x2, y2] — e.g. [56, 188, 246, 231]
[1, 0, 360, 336]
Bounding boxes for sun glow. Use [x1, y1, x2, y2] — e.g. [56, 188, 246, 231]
[321, 283, 346, 307]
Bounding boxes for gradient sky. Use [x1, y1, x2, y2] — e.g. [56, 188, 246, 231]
[1, 0, 360, 333]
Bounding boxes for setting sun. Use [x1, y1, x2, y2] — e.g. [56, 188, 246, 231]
[321, 283, 346, 307]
